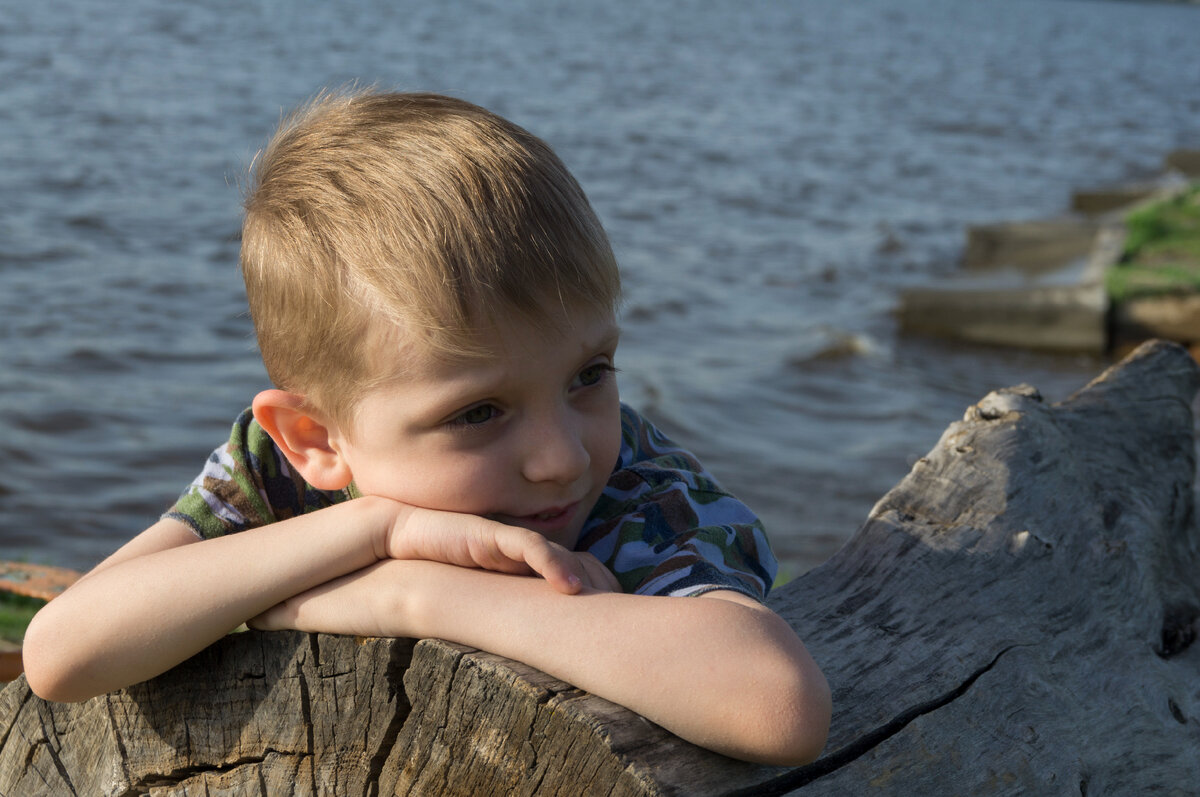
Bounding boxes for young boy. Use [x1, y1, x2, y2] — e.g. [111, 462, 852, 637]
[23, 90, 830, 765]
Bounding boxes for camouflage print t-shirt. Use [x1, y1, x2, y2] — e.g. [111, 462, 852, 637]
[165, 403, 778, 601]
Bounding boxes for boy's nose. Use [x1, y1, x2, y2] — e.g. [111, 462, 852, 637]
[521, 411, 590, 486]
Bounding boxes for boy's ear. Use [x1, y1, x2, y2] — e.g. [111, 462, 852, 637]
[251, 390, 354, 491]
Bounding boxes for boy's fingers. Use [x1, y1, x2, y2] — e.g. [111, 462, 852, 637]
[574, 553, 620, 592]
[591, 557, 622, 593]
[386, 509, 590, 592]
[529, 549, 618, 595]
[502, 530, 583, 593]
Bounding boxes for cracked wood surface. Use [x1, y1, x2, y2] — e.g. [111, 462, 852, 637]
[0, 631, 416, 795]
[762, 338, 1200, 795]
[2, 340, 1199, 794]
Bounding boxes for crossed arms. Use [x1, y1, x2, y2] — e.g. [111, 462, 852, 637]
[23, 496, 830, 765]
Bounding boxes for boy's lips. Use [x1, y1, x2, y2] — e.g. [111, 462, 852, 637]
[491, 501, 582, 533]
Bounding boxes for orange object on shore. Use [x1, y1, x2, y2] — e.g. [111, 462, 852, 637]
[0, 561, 82, 602]
[0, 561, 82, 683]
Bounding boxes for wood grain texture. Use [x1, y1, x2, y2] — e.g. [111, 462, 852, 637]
[761, 338, 1200, 795]
[2, 340, 1197, 795]
[0, 632, 416, 795]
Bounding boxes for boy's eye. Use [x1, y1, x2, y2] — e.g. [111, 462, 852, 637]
[454, 404, 500, 426]
[576, 362, 616, 388]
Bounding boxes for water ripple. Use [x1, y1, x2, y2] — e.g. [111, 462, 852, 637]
[2, 0, 1197, 573]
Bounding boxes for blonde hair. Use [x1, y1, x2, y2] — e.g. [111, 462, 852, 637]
[241, 89, 621, 424]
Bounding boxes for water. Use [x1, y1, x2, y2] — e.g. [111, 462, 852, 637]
[2, 0, 1198, 575]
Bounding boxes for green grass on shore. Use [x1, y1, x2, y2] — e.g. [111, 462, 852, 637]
[1107, 184, 1200, 302]
[0, 592, 44, 645]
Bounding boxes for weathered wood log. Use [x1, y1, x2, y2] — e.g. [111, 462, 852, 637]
[2, 339, 1198, 795]
[769, 338, 1200, 795]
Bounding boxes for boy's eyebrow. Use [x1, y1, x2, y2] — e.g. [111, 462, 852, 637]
[411, 320, 622, 413]
[589, 323, 622, 351]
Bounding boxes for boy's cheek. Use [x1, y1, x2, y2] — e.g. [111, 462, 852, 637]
[598, 409, 624, 474]
[354, 462, 500, 517]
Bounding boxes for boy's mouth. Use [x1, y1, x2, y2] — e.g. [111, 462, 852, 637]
[530, 506, 570, 521]
[491, 502, 581, 534]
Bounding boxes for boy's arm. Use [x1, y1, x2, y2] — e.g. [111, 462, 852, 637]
[21, 497, 589, 704]
[251, 559, 831, 766]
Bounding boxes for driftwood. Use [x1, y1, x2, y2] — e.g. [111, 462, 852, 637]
[2, 339, 1199, 795]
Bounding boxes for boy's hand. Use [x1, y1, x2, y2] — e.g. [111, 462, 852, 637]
[566, 551, 621, 592]
[247, 550, 620, 635]
[381, 504, 615, 594]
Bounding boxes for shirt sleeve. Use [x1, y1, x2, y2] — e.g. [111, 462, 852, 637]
[577, 405, 778, 602]
[162, 408, 347, 539]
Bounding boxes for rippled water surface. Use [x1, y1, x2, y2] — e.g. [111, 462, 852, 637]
[2, 0, 1199, 574]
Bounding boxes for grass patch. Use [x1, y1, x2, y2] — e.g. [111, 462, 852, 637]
[1124, 185, 1200, 256]
[1107, 184, 1200, 302]
[1106, 262, 1200, 302]
[0, 592, 44, 645]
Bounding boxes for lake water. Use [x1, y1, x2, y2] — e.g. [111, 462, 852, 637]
[2, 0, 1199, 575]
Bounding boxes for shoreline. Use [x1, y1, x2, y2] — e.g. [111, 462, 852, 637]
[897, 149, 1200, 356]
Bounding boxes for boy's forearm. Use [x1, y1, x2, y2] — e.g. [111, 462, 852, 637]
[266, 559, 831, 765]
[23, 498, 398, 703]
[25, 497, 590, 704]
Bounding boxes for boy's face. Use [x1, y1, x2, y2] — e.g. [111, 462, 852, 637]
[332, 305, 622, 550]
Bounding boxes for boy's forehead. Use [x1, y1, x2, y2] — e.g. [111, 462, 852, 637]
[370, 305, 619, 378]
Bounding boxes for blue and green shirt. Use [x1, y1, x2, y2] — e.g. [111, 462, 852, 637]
[166, 403, 777, 601]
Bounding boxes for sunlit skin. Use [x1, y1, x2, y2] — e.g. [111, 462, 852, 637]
[315, 306, 623, 551]
[22, 301, 831, 765]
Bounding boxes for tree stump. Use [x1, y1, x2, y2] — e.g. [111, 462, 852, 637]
[2, 340, 1198, 795]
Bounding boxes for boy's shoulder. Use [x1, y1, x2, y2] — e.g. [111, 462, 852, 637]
[164, 408, 351, 539]
[590, 404, 778, 601]
[615, 404, 729, 498]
